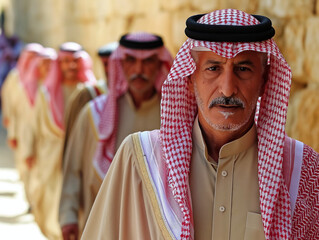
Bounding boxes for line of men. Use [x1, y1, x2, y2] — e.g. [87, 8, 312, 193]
[3, 8, 319, 240]
[1, 32, 173, 240]
[82, 9, 319, 240]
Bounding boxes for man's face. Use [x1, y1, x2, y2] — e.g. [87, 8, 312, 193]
[189, 50, 267, 135]
[38, 58, 52, 81]
[100, 56, 110, 78]
[121, 54, 161, 97]
[59, 54, 80, 83]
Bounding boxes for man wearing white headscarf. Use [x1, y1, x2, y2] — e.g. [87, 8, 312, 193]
[59, 32, 173, 240]
[18, 47, 57, 204]
[82, 9, 319, 240]
[23, 42, 96, 240]
[2, 43, 42, 147]
[1, 43, 43, 181]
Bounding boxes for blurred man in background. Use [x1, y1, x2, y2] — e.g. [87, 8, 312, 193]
[59, 32, 173, 240]
[24, 42, 96, 240]
[61, 42, 119, 161]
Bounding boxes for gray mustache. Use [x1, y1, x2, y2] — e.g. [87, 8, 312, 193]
[209, 96, 245, 108]
[129, 74, 149, 82]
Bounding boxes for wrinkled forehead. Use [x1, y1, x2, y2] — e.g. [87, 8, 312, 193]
[191, 46, 267, 64]
[58, 52, 80, 64]
[117, 46, 161, 60]
[123, 52, 159, 60]
[186, 39, 273, 70]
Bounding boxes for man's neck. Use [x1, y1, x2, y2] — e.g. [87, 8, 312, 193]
[63, 78, 78, 86]
[129, 88, 156, 109]
[198, 119, 254, 162]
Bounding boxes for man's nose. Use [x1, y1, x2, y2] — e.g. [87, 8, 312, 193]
[69, 61, 78, 69]
[218, 71, 238, 97]
[132, 59, 143, 74]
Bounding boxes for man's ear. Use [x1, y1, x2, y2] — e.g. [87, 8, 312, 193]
[188, 75, 195, 93]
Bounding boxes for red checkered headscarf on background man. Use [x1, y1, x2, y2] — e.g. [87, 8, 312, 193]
[160, 9, 292, 239]
[44, 42, 96, 130]
[93, 32, 173, 178]
[22, 47, 57, 106]
[18, 43, 44, 105]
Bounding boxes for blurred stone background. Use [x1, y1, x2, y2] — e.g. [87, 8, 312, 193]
[1, 0, 319, 152]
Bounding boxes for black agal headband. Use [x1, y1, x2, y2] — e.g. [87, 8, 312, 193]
[119, 34, 164, 50]
[185, 14, 275, 42]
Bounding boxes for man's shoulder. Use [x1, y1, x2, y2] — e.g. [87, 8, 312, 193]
[74, 94, 108, 139]
[127, 130, 162, 165]
[73, 84, 92, 98]
[119, 130, 161, 154]
[89, 93, 108, 106]
[133, 130, 161, 145]
[6, 68, 18, 80]
[80, 93, 107, 115]
[283, 135, 319, 188]
[285, 135, 319, 159]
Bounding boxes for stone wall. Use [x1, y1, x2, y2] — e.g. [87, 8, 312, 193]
[2, 0, 319, 151]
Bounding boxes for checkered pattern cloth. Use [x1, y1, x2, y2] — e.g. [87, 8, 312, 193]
[44, 48, 96, 129]
[93, 32, 173, 178]
[18, 43, 44, 106]
[159, 9, 319, 239]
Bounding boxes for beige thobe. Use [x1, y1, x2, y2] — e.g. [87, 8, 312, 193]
[1, 69, 36, 201]
[24, 84, 76, 240]
[190, 118, 265, 240]
[1, 69, 19, 132]
[1, 69, 21, 157]
[12, 82, 37, 201]
[60, 92, 161, 235]
[82, 118, 265, 240]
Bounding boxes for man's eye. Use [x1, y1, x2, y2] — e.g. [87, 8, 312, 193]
[238, 66, 250, 72]
[207, 66, 218, 71]
[236, 66, 253, 79]
[125, 56, 136, 62]
[143, 58, 155, 64]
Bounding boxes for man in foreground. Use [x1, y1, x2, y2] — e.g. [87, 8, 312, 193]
[82, 9, 319, 240]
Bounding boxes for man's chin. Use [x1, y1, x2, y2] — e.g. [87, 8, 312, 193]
[130, 77, 149, 84]
[208, 119, 245, 132]
[214, 125, 240, 132]
[130, 82, 149, 91]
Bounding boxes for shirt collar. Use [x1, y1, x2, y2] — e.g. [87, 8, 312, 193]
[192, 115, 257, 160]
[124, 91, 160, 111]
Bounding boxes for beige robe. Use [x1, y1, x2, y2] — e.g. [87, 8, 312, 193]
[82, 118, 264, 240]
[24, 84, 77, 240]
[1, 69, 35, 201]
[12, 82, 37, 201]
[1, 69, 19, 132]
[59, 92, 161, 236]
[190, 119, 264, 240]
[1, 69, 21, 157]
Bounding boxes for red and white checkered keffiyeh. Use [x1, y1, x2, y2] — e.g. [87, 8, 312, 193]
[160, 9, 292, 239]
[22, 47, 57, 106]
[93, 32, 173, 178]
[17, 43, 44, 80]
[18, 43, 44, 105]
[44, 48, 96, 129]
